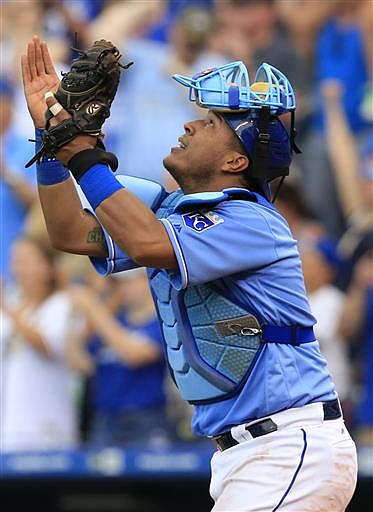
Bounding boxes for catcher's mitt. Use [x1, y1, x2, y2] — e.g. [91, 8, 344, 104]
[26, 39, 133, 168]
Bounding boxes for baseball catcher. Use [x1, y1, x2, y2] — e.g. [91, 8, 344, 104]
[21, 36, 358, 512]
[25, 39, 133, 170]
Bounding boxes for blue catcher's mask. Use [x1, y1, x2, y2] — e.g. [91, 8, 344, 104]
[173, 61, 301, 201]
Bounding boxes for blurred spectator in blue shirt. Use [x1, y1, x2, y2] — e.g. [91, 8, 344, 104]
[321, 79, 373, 289]
[146, 0, 214, 43]
[68, 268, 175, 446]
[299, 0, 370, 238]
[320, 77, 373, 442]
[315, 12, 368, 134]
[0, 77, 37, 284]
[42, 0, 106, 58]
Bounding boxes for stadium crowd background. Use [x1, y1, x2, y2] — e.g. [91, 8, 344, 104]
[1, 0, 372, 482]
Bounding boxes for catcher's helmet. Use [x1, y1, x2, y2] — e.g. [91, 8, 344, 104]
[173, 61, 301, 200]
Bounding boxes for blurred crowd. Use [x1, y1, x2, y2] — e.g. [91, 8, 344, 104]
[1, 0, 372, 453]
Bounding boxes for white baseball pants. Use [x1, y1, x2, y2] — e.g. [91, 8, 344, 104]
[209, 402, 357, 512]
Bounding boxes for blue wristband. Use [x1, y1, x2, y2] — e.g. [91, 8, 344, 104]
[78, 163, 124, 209]
[35, 128, 70, 185]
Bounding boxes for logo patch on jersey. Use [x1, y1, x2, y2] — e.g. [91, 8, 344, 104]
[182, 211, 224, 232]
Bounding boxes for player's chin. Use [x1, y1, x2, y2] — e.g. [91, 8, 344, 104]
[164, 154, 186, 183]
[163, 151, 181, 173]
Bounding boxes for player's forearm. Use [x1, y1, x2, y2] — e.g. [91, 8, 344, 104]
[96, 188, 177, 269]
[33, 128, 108, 256]
[38, 178, 106, 256]
[49, 122, 176, 267]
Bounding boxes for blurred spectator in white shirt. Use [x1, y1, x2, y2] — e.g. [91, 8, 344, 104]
[1, 236, 80, 452]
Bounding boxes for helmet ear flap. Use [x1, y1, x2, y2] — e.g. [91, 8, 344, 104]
[222, 111, 293, 186]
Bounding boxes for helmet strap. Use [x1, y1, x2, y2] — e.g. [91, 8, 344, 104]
[251, 106, 271, 179]
[270, 175, 286, 203]
[290, 110, 302, 154]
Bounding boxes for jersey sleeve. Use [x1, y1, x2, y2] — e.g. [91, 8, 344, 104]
[159, 201, 287, 289]
[81, 175, 167, 276]
[85, 209, 139, 276]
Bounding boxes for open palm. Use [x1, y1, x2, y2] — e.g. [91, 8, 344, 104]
[21, 36, 60, 129]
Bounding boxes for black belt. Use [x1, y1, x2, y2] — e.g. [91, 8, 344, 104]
[213, 399, 342, 452]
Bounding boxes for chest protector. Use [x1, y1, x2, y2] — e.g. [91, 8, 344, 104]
[148, 189, 264, 404]
[149, 189, 314, 405]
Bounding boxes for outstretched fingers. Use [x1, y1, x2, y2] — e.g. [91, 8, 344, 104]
[34, 37, 45, 76]
[41, 40, 58, 78]
[27, 40, 37, 80]
[21, 54, 32, 86]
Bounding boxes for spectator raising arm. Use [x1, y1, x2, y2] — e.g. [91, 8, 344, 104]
[1, 167, 36, 208]
[87, 1, 165, 43]
[275, 0, 337, 59]
[69, 285, 161, 367]
[1, 301, 49, 357]
[321, 80, 361, 219]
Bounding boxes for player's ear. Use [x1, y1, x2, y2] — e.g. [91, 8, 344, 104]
[222, 152, 250, 174]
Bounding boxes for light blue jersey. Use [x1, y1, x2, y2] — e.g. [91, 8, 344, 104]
[89, 182, 337, 437]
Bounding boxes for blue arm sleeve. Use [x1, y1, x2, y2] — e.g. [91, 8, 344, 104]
[85, 175, 167, 276]
[35, 129, 70, 185]
[159, 200, 297, 289]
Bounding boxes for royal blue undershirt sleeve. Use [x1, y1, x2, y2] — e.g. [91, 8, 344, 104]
[35, 128, 71, 185]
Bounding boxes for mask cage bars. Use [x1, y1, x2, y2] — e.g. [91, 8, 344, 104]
[173, 61, 296, 115]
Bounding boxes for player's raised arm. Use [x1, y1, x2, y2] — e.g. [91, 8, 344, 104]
[21, 36, 107, 257]
[23, 36, 176, 269]
[44, 92, 176, 269]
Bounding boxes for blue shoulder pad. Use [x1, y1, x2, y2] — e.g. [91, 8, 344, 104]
[115, 175, 167, 211]
[174, 191, 227, 212]
[174, 187, 257, 212]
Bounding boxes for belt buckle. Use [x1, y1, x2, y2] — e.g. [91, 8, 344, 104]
[213, 432, 239, 452]
[212, 435, 223, 452]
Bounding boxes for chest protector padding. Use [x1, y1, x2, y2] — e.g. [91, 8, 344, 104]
[149, 269, 262, 403]
[150, 190, 263, 404]
[183, 285, 261, 383]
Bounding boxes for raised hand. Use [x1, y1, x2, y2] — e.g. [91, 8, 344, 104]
[21, 36, 60, 129]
